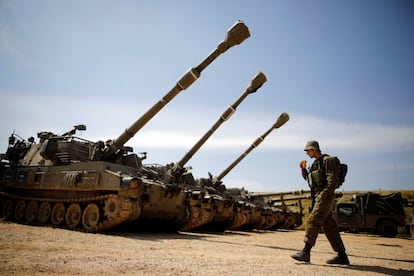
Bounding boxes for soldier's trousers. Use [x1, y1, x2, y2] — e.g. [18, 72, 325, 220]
[304, 191, 346, 252]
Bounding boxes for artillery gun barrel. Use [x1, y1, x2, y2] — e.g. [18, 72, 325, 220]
[173, 72, 266, 175]
[103, 20, 250, 159]
[249, 189, 309, 198]
[214, 112, 289, 184]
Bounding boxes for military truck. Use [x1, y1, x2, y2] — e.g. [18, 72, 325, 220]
[333, 192, 406, 237]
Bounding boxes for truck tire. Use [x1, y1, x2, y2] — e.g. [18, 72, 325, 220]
[377, 220, 398, 237]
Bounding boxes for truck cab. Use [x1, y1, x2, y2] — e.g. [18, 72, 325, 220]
[334, 192, 406, 237]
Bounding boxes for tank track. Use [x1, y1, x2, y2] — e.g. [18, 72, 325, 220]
[0, 191, 140, 233]
[227, 210, 250, 230]
[179, 205, 213, 232]
[261, 214, 277, 230]
[252, 215, 266, 230]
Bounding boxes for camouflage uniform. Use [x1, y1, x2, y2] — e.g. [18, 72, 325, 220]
[302, 154, 345, 252]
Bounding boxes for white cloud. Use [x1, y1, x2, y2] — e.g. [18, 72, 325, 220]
[124, 113, 414, 155]
[1, 91, 413, 158]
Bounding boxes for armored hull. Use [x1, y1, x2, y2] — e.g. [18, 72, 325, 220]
[0, 139, 144, 232]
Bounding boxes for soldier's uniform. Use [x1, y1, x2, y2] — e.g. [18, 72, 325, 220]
[291, 140, 349, 265]
[302, 154, 345, 252]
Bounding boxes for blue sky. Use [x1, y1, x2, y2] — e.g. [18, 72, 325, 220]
[1, 0, 413, 192]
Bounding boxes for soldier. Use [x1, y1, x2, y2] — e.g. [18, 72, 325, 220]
[291, 140, 349, 265]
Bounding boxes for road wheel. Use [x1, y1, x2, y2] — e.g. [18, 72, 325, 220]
[38, 202, 51, 223]
[51, 203, 65, 225]
[15, 200, 26, 221]
[377, 220, 398, 237]
[25, 201, 38, 222]
[284, 213, 296, 229]
[82, 203, 100, 231]
[65, 203, 82, 228]
[1, 199, 14, 220]
[103, 195, 120, 221]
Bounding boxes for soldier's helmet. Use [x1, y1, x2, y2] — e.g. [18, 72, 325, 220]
[304, 140, 320, 151]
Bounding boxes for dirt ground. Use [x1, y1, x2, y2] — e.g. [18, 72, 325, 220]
[0, 221, 413, 276]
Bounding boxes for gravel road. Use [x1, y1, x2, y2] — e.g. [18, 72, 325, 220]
[0, 221, 413, 275]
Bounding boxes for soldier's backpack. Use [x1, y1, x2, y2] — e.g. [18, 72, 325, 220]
[322, 155, 348, 188]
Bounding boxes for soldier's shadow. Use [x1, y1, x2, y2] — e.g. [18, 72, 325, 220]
[315, 263, 413, 275]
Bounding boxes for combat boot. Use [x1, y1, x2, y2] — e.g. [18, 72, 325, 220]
[291, 243, 311, 263]
[326, 251, 350, 265]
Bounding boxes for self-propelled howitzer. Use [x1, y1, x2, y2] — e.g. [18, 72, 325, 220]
[119, 20, 252, 232]
[167, 72, 267, 231]
[0, 20, 250, 233]
[142, 72, 266, 231]
[199, 113, 290, 231]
